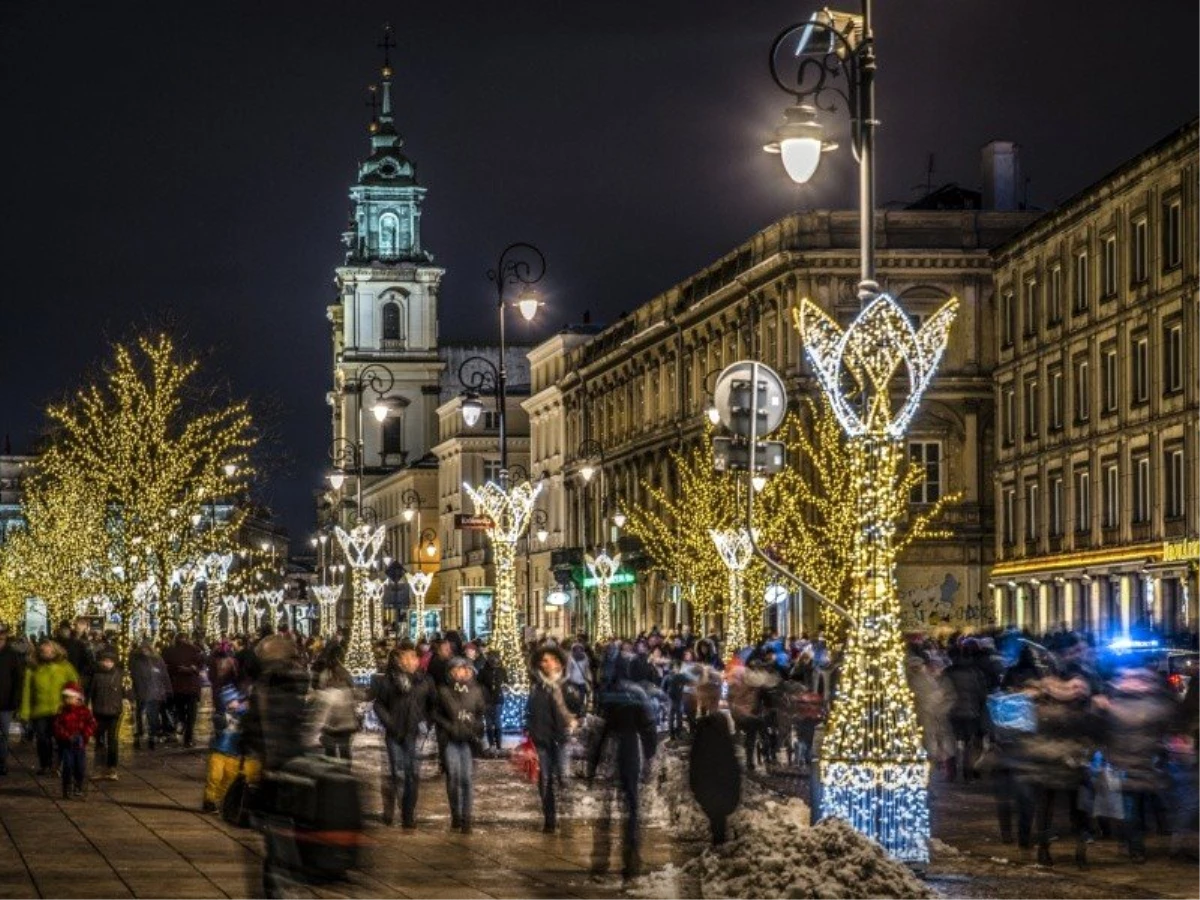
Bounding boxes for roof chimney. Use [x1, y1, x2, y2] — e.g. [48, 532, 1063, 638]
[981, 141, 1022, 210]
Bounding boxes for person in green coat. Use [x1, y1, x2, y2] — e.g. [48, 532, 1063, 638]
[20, 640, 79, 774]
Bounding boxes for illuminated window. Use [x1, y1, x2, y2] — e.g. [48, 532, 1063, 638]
[482, 459, 503, 483]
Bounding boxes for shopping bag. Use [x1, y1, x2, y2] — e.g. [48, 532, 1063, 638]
[986, 692, 1036, 733]
[511, 736, 540, 783]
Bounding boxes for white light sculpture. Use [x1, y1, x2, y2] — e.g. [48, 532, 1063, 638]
[335, 522, 388, 679]
[405, 571, 433, 640]
[311, 585, 342, 639]
[364, 576, 386, 641]
[798, 294, 958, 440]
[794, 292, 959, 864]
[463, 478, 542, 692]
[585, 551, 622, 641]
[710, 529, 754, 653]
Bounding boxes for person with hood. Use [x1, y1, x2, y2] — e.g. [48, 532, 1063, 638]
[202, 682, 259, 813]
[526, 644, 576, 832]
[477, 648, 507, 755]
[87, 648, 124, 780]
[162, 632, 204, 747]
[588, 653, 658, 878]
[0, 624, 25, 776]
[1096, 663, 1177, 863]
[19, 640, 79, 775]
[433, 657, 486, 833]
[53, 682, 96, 799]
[56, 620, 93, 693]
[309, 656, 360, 761]
[369, 642, 434, 828]
[565, 643, 592, 715]
[944, 641, 989, 782]
[689, 682, 741, 844]
[129, 638, 171, 750]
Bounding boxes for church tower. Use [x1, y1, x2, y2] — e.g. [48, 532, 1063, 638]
[328, 26, 445, 494]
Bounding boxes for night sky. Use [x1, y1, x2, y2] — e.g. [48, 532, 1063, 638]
[1, 1, 1196, 546]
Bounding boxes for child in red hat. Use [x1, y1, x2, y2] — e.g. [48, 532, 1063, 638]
[53, 683, 96, 799]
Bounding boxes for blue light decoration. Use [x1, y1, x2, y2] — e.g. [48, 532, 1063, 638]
[501, 686, 527, 733]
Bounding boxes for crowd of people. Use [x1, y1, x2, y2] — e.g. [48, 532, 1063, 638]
[0, 615, 1195, 889]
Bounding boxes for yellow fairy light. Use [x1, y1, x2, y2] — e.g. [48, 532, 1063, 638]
[585, 551, 622, 640]
[405, 571, 433, 639]
[709, 529, 754, 651]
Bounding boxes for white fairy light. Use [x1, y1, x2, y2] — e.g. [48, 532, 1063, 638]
[710, 529, 755, 652]
[405, 571, 434, 640]
[585, 551, 623, 640]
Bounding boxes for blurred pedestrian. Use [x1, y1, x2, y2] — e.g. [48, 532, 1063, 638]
[162, 633, 203, 747]
[310, 655, 359, 761]
[129, 638, 170, 750]
[20, 640, 79, 775]
[433, 657, 485, 833]
[0, 625, 25, 776]
[689, 682, 740, 845]
[526, 645, 575, 832]
[370, 643, 433, 828]
[87, 648, 124, 780]
[53, 682, 95, 799]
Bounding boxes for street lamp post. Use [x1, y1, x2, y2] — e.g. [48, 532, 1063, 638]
[459, 243, 546, 703]
[328, 364, 395, 524]
[757, 4, 956, 864]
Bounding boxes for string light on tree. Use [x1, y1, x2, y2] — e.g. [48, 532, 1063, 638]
[709, 529, 754, 652]
[405, 570, 433, 640]
[335, 522, 387, 678]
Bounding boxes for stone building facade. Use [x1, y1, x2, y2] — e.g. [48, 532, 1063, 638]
[990, 122, 1199, 642]
[521, 209, 1037, 640]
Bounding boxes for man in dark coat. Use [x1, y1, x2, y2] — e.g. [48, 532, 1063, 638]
[478, 649, 507, 754]
[57, 620, 93, 692]
[0, 625, 25, 775]
[589, 654, 658, 878]
[369, 643, 433, 828]
[689, 682, 741, 844]
[162, 633, 204, 747]
[433, 657, 486, 833]
[944, 642, 989, 781]
[526, 645, 575, 832]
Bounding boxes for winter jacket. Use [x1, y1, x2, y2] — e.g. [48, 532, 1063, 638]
[369, 668, 433, 741]
[129, 649, 171, 703]
[689, 713, 741, 818]
[433, 680, 486, 745]
[311, 684, 360, 739]
[1103, 670, 1176, 793]
[212, 685, 248, 757]
[0, 644, 24, 712]
[88, 666, 125, 717]
[162, 641, 204, 696]
[60, 637, 93, 687]
[478, 657, 506, 706]
[944, 660, 988, 721]
[241, 663, 310, 771]
[19, 659, 80, 721]
[53, 704, 97, 745]
[526, 671, 572, 747]
[589, 681, 658, 780]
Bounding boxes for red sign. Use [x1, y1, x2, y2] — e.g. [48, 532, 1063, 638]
[454, 514, 494, 531]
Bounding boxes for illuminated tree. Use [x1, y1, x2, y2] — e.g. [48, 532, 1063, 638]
[1, 334, 255, 659]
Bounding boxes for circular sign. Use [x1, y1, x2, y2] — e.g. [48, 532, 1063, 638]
[546, 589, 570, 607]
[713, 362, 788, 437]
[764, 584, 789, 606]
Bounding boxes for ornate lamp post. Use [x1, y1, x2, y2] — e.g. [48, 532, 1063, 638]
[458, 242, 546, 695]
[757, 5, 957, 864]
[327, 364, 395, 525]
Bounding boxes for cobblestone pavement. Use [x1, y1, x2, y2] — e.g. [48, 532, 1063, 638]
[2, 719, 1197, 899]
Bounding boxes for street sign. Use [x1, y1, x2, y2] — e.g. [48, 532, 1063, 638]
[454, 513, 494, 531]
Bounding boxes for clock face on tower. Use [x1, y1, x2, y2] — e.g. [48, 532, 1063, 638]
[378, 161, 398, 178]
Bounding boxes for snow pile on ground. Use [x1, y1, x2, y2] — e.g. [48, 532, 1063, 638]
[634, 749, 932, 899]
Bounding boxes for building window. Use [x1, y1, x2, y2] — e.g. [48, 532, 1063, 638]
[1023, 280, 1038, 338]
[1166, 447, 1185, 518]
[1048, 265, 1063, 324]
[1073, 251, 1089, 313]
[1163, 321, 1183, 393]
[1102, 346, 1118, 414]
[1103, 463, 1119, 529]
[1131, 334, 1149, 405]
[1050, 368, 1064, 430]
[482, 459, 503, 484]
[382, 301, 402, 341]
[1101, 235, 1117, 298]
[1003, 487, 1016, 545]
[379, 212, 400, 256]
[1002, 386, 1015, 445]
[381, 412, 403, 456]
[1163, 197, 1182, 269]
[1026, 480, 1040, 541]
[482, 410, 502, 430]
[1023, 377, 1039, 439]
[1074, 357, 1090, 423]
[1133, 455, 1150, 524]
[908, 441, 941, 504]
[1074, 467, 1091, 534]
[1050, 474, 1064, 536]
[1001, 291, 1015, 347]
[1131, 217, 1148, 283]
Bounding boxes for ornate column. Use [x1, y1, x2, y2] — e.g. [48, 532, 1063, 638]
[311, 585, 342, 639]
[710, 528, 754, 652]
[585, 551, 622, 641]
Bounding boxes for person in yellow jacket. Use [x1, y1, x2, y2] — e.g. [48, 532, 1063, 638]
[202, 682, 260, 814]
[20, 640, 79, 775]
